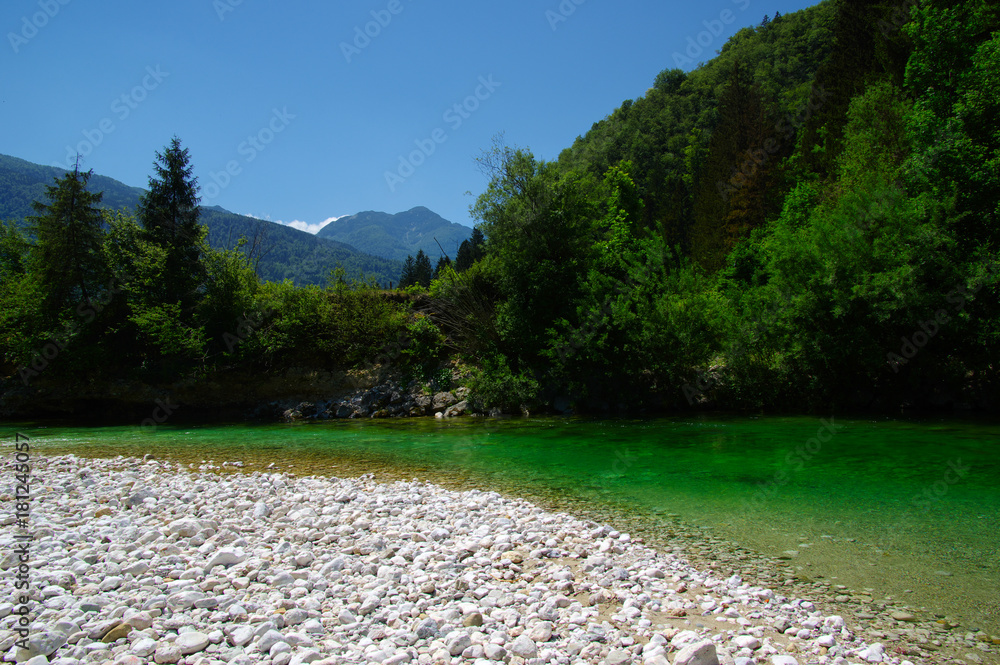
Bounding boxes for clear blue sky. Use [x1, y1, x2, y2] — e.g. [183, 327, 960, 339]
[3, 0, 817, 233]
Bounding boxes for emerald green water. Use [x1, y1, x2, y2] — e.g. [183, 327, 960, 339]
[10, 415, 1000, 636]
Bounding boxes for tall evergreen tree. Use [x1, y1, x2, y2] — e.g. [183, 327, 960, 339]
[398, 255, 416, 288]
[455, 240, 474, 272]
[27, 165, 108, 316]
[137, 137, 205, 306]
[432, 255, 452, 279]
[413, 249, 433, 289]
[470, 227, 486, 261]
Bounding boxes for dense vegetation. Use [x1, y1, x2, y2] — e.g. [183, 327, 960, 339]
[0, 140, 415, 400]
[2, 0, 997, 416]
[439, 0, 1000, 412]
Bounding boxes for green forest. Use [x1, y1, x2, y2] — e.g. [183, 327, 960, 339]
[1, 0, 998, 416]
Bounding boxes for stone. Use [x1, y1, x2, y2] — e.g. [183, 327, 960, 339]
[415, 617, 439, 639]
[205, 547, 246, 571]
[229, 625, 256, 647]
[673, 640, 719, 665]
[510, 635, 538, 659]
[175, 631, 210, 654]
[462, 612, 483, 627]
[153, 643, 182, 664]
[770, 658, 798, 665]
[733, 635, 760, 650]
[19, 630, 69, 658]
[167, 518, 200, 537]
[484, 644, 506, 660]
[258, 630, 288, 653]
[131, 637, 157, 657]
[607, 649, 631, 664]
[891, 611, 916, 622]
[102, 623, 133, 643]
[445, 631, 472, 656]
[529, 621, 553, 642]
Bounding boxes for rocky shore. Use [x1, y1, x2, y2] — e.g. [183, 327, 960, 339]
[0, 455, 993, 665]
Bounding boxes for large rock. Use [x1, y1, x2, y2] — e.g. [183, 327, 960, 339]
[205, 547, 246, 571]
[673, 640, 719, 665]
[510, 635, 537, 659]
[175, 631, 210, 655]
[432, 392, 457, 410]
[17, 630, 68, 659]
[167, 518, 200, 537]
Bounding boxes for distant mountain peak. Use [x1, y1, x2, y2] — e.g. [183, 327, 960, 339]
[316, 207, 471, 262]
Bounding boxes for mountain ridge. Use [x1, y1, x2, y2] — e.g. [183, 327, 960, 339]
[317, 206, 472, 262]
[0, 154, 410, 286]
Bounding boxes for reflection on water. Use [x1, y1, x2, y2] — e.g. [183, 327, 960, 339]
[13, 414, 1000, 634]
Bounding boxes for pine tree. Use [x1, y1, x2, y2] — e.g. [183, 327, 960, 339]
[27, 164, 108, 317]
[137, 136, 205, 306]
[470, 227, 486, 261]
[398, 255, 416, 288]
[455, 240, 474, 272]
[433, 255, 452, 279]
[414, 249, 433, 289]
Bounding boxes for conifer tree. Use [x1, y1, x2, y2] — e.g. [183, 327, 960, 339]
[399, 255, 416, 288]
[413, 249, 433, 289]
[432, 255, 452, 279]
[27, 164, 108, 316]
[137, 137, 205, 306]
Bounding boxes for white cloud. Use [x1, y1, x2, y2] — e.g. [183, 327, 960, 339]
[277, 215, 346, 235]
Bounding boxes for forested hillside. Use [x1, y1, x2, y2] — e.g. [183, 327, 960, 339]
[443, 0, 1000, 412]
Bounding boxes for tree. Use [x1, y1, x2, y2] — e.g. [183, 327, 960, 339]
[470, 227, 486, 261]
[399, 255, 416, 288]
[432, 255, 452, 280]
[690, 60, 782, 271]
[0, 220, 29, 283]
[137, 136, 205, 307]
[27, 165, 108, 317]
[455, 240, 474, 272]
[413, 249, 433, 289]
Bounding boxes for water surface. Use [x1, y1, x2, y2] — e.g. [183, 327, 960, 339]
[11, 414, 999, 635]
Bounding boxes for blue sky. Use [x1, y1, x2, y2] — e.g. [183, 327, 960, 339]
[3, 0, 818, 233]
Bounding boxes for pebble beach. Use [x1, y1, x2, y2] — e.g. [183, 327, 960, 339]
[0, 454, 994, 665]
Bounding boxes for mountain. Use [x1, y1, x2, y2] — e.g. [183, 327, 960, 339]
[316, 206, 471, 262]
[0, 153, 402, 286]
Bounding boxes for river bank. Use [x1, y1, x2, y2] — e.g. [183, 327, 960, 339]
[2, 453, 994, 665]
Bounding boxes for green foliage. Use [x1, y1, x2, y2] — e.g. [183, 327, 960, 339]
[137, 137, 206, 309]
[27, 166, 109, 320]
[401, 314, 446, 379]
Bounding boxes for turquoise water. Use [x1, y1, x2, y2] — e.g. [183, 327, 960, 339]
[10, 415, 1000, 634]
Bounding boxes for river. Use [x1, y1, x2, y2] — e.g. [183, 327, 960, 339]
[10, 413, 999, 637]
